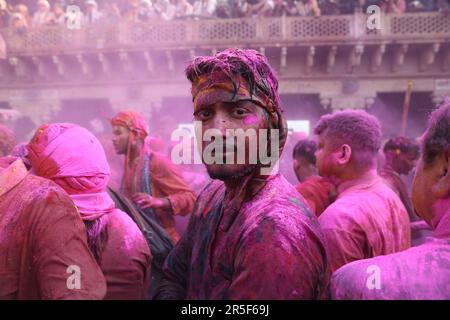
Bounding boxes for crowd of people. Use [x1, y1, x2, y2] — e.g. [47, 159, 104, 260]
[1, 0, 449, 31]
[0, 48, 449, 300]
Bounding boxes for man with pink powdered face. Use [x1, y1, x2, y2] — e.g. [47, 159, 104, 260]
[155, 49, 330, 300]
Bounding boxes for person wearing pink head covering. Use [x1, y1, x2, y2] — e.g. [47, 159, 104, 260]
[27, 123, 152, 300]
[0, 155, 107, 299]
[155, 49, 329, 300]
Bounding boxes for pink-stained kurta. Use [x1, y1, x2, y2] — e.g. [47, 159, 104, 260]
[99, 209, 152, 300]
[0, 157, 106, 300]
[296, 176, 336, 217]
[331, 203, 450, 299]
[123, 149, 197, 243]
[156, 174, 330, 300]
[26, 123, 152, 300]
[318, 174, 411, 273]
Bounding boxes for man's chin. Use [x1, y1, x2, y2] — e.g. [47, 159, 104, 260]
[205, 164, 255, 181]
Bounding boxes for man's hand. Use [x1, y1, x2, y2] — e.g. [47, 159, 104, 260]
[132, 193, 171, 210]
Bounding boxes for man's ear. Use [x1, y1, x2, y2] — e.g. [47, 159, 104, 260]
[432, 151, 450, 199]
[336, 144, 352, 165]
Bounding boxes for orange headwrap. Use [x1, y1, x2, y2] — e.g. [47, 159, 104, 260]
[111, 110, 150, 194]
[111, 110, 149, 139]
[189, 71, 288, 233]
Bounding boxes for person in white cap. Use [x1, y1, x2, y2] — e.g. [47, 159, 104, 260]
[85, 0, 103, 25]
[32, 0, 55, 27]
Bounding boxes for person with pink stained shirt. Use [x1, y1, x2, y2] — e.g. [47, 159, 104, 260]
[331, 101, 450, 299]
[380, 136, 420, 222]
[27, 123, 152, 300]
[111, 110, 196, 244]
[0, 156, 107, 300]
[155, 49, 329, 300]
[315, 110, 411, 273]
[292, 139, 337, 217]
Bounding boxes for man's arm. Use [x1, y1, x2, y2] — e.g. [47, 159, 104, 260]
[154, 213, 196, 299]
[150, 153, 197, 216]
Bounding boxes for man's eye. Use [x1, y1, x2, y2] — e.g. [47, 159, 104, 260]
[233, 108, 248, 117]
[194, 110, 212, 120]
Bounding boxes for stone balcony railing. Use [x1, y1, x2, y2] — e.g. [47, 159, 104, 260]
[1, 12, 449, 55]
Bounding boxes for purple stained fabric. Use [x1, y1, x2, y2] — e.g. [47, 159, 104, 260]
[156, 174, 330, 300]
[330, 200, 450, 300]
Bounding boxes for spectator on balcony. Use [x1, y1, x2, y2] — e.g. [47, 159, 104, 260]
[173, 0, 194, 18]
[0, 0, 11, 29]
[214, 0, 232, 18]
[318, 0, 340, 15]
[32, 0, 55, 27]
[336, 0, 364, 14]
[293, 0, 321, 16]
[271, 0, 296, 17]
[380, 0, 406, 14]
[124, 0, 140, 22]
[102, 2, 122, 24]
[159, 0, 177, 21]
[10, 12, 29, 34]
[407, 0, 436, 12]
[14, 4, 32, 28]
[436, 0, 450, 12]
[232, 0, 249, 17]
[84, 0, 103, 25]
[135, 0, 156, 22]
[245, 0, 274, 17]
[52, 2, 67, 26]
[192, 0, 217, 17]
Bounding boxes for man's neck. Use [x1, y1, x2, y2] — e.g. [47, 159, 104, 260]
[336, 168, 379, 194]
[383, 162, 399, 175]
[432, 198, 450, 239]
[224, 178, 243, 197]
[129, 139, 144, 163]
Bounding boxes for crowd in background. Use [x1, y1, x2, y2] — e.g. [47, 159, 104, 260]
[1, 0, 449, 31]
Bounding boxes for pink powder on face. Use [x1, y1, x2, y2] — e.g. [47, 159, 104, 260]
[243, 115, 259, 125]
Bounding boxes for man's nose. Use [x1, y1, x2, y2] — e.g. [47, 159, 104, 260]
[212, 115, 230, 135]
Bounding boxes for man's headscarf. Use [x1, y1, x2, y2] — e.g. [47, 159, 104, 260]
[27, 123, 114, 221]
[111, 110, 149, 140]
[0, 124, 16, 157]
[111, 110, 150, 193]
[185, 48, 288, 229]
[186, 49, 288, 155]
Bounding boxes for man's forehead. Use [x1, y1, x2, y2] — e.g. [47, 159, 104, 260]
[196, 98, 260, 111]
[112, 125, 128, 132]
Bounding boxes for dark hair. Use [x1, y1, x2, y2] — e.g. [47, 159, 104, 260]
[383, 136, 420, 158]
[422, 99, 450, 166]
[185, 48, 281, 111]
[84, 215, 109, 263]
[293, 139, 317, 165]
[314, 109, 381, 168]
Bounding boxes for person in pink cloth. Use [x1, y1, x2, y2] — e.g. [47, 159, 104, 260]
[315, 110, 411, 272]
[0, 156, 106, 300]
[27, 123, 152, 300]
[331, 101, 450, 299]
